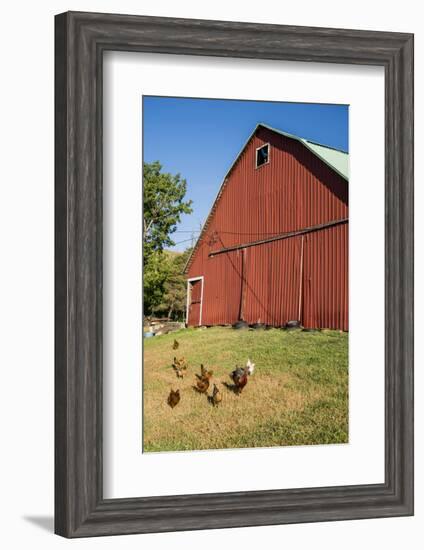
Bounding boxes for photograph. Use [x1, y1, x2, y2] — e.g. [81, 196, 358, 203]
[0, 0, 415, 544]
[142, 96, 349, 453]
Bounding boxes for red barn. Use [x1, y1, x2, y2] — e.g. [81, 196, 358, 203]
[184, 123, 348, 331]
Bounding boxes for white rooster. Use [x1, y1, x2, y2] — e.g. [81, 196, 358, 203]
[245, 358, 255, 375]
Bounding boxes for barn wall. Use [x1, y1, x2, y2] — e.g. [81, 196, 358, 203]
[189, 250, 243, 326]
[188, 224, 348, 330]
[187, 127, 348, 330]
[302, 223, 348, 331]
[241, 237, 302, 327]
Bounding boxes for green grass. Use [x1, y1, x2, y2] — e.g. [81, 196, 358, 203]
[143, 326, 348, 452]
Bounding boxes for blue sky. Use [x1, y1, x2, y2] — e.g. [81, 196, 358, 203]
[143, 96, 348, 252]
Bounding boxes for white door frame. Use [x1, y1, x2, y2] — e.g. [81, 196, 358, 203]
[186, 276, 204, 326]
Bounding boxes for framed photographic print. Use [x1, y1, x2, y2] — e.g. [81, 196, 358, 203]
[55, 11, 414, 537]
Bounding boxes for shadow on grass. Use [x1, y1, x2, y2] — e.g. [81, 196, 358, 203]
[192, 385, 209, 395]
[222, 381, 242, 396]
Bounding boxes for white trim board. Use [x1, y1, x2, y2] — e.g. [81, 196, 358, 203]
[186, 276, 204, 326]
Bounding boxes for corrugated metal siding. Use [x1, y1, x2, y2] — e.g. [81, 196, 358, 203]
[241, 237, 302, 326]
[190, 280, 202, 301]
[188, 251, 243, 326]
[188, 300, 201, 326]
[187, 127, 348, 330]
[302, 223, 348, 331]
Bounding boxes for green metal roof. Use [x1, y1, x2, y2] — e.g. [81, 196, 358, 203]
[302, 140, 349, 180]
[258, 123, 349, 180]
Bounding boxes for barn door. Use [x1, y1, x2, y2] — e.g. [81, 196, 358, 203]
[187, 278, 203, 326]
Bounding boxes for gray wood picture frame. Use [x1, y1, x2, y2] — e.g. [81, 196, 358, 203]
[55, 11, 414, 538]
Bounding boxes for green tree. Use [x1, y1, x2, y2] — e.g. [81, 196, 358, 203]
[143, 251, 171, 317]
[143, 161, 193, 265]
[155, 249, 192, 320]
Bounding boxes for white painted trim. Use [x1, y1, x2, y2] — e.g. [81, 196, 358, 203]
[255, 142, 270, 169]
[185, 281, 191, 325]
[186, 276, 204, 326]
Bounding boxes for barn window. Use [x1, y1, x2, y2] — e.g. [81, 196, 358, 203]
[256, 143, 269, 168]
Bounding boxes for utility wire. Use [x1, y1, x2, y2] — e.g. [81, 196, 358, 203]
[214, 230, 289, 236]
[174, 229, 295, 236]
[170, 237, 196, 246]
[173, 230, 202, 233]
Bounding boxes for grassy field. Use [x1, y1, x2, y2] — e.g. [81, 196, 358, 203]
[143, 326, 348, 452]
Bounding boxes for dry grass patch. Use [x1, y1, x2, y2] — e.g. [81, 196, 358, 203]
[143, 327, 348, 452]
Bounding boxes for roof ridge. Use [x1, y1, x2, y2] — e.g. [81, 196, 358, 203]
[257, 122, 348, 154]
[303, 138, 348, 154]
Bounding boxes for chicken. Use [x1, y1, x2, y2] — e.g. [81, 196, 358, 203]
[172, 358, 183, 378]
[245, 358, 255, 375]
[196, 364, 213, 381]
[195, 377, 210, 394]
[211, 384, 222, 407]
[167, 389, 180, 408]
[174, 367, 184, 379]
[193, 364, 213, 393]
[230, 366, 249, 394]
[172, 356, 188, 378]
[230, 366, 245, 381]
[172, 339, 179, 350]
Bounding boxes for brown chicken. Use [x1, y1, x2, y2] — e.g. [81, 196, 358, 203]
[211, 384, 222, 406]
[173, 356, 187, 369]
[167, 389, 180, 408]
[173, 367, 184, 379]
[195, 377, 210, 394]
[230, 366, 249, 394]
[172, 339, 179, 350]
[171, 357, 184, 378]
[172, 356, 188, 378]
[196, 364, 213, 381]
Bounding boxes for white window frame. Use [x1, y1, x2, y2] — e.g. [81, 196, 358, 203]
[186, 276, 204, 326]
[255, 142, 270, 169]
